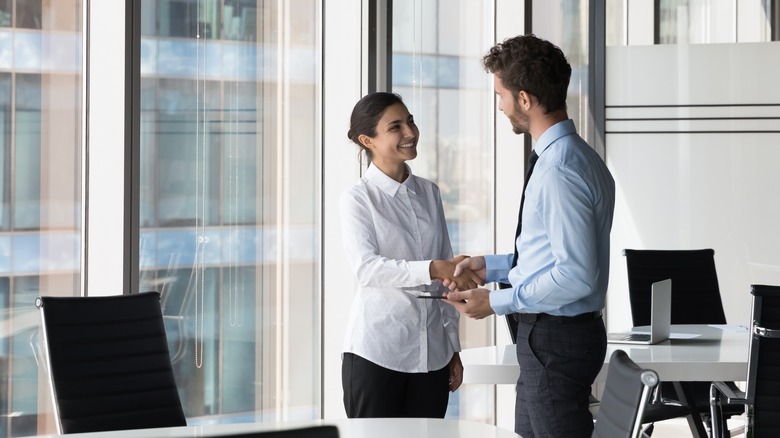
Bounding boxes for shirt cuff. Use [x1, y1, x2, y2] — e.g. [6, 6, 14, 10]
[408, 260, 433, 285]
[484, 253, 512, 284]
[489, 287, 515, 315]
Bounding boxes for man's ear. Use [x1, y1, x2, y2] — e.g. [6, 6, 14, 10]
[517, 90, 532, 111]
[358, 134, 373, 149]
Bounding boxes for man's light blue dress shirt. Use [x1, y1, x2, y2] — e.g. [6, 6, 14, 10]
[486, 119, 616, 317]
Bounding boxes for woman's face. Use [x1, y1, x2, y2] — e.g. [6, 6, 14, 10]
[360, 102, 419, 169]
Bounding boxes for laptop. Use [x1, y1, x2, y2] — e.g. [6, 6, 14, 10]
[608, 278, 672, 345]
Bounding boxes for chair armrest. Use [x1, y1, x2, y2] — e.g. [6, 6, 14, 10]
[711, 381, 747, 438]
[712, 381, 747, 404]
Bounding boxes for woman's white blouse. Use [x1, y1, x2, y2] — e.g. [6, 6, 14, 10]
[339, 164, 461, 373]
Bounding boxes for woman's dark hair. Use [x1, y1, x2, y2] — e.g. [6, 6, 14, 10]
[482, 34, 571, 113]
[347, 92, 404, 164]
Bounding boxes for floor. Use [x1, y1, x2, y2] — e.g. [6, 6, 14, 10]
[650, 418, 701, 437]
[646, 416, 746, 437]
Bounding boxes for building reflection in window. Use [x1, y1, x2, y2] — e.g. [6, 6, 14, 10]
[0, 0, 83, 436]
[392, 0, 496, 423]
[138, 0, 322, 422]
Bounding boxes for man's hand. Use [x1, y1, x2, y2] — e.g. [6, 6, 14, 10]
[430, 258, 484, 291]
[445, 288, 494, 320]
[442, 256, 486, 291]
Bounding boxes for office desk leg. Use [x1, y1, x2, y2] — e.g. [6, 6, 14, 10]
[672, 382, 709, 438]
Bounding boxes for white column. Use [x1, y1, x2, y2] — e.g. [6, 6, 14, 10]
[322, 0, 364, 419]
[84, 0, 126, 296]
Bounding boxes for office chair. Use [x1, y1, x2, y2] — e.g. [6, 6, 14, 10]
[624, 249, 726, 325]
[592, 349, 658, 438]
[623, 248, 742, 436]
[710, 284, 780, 438]
[220, 425, 340, 437]
[36, 292, 187, 434]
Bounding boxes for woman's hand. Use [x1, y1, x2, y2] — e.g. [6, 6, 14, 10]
[437, 256, 487, 291]
[430, 258, 484, 291]
[448, 352, 463, 392]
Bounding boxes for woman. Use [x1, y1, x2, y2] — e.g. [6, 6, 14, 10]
[339, 92, 480, 418]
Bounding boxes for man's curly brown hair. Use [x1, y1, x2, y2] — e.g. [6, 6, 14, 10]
[482, 34, 571, 114]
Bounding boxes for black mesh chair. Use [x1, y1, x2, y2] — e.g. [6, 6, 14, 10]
[624, 249, 726, 325]
[592, 349, 658, 438]
[623, 248, 742, 436]
[36, 292, 186, 434]
[711, 284, 780, 438]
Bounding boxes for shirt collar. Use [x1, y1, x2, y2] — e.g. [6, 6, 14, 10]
[365, 163, 417, 196]
[533, 119, 576, 156]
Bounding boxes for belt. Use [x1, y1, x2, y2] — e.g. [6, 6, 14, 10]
[513, 310, 602, 324]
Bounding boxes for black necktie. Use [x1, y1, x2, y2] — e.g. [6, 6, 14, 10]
[502, 150, 539, 334]
[511, 150, 539, 268]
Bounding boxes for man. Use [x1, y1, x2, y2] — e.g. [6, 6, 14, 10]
[445, 34, 616, 437]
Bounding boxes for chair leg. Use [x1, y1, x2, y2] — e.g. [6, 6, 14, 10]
[709, 384, 727, 438]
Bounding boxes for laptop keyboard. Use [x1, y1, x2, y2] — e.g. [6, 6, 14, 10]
[609, 333, 650, 342]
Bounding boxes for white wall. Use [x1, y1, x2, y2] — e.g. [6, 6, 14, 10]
[322, 0, 363, 419]
[605, 42, 780, 331]
[86, 0, 126, 297]
[493, 1, 526, 431]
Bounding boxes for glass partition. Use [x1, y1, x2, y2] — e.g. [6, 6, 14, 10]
[532, 0, 591, 145]
[391, 0, 496, 423]
[137, 0, 322, 422]
[603, 0, 780, 333]
[607, 0, 779, 46]
[0, 1, 83, 436]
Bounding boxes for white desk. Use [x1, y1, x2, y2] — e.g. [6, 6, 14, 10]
[461, 324, 749, 384]
[23, 418, 521, 438]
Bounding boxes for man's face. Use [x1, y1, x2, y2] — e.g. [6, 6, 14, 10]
[494, 74, 529, 135]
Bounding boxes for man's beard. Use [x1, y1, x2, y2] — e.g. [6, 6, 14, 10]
[509, 98, 530, 134]
[512, 122, 528, 135]
[510, 108, 530, 135]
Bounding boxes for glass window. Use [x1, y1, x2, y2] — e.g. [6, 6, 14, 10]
[533, 0, 591, 144]
[138, 0, 321, 422]
[658, 0, 736, 44]
[13, 74, 41, 230]
[15, 0, 41, 30]
[0, 1, 10, 27]
[607, 0, 779, 46]
[605, 0, 626, 46]
[391, 0, 496, 423]
[0, 1, 83, 436]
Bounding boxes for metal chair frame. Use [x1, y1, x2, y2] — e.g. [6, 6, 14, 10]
[710, 285, 780, 438]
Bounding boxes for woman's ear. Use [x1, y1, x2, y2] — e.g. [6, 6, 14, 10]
[358, 134, 373, 149]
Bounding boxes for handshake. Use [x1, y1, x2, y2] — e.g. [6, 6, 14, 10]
[430, 255, 485, 292]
